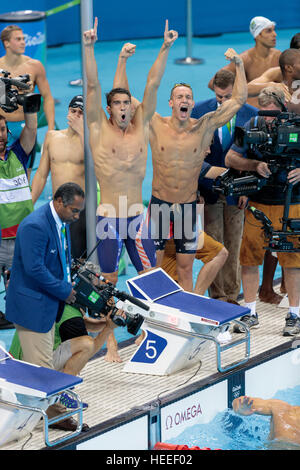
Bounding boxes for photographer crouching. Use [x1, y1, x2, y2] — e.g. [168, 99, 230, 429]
[225, 87, 300, 336]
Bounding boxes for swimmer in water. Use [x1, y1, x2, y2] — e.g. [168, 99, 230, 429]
[233, 395, 300, 447]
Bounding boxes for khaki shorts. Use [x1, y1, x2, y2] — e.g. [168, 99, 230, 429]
[240, 201, 300, 268]
[53, 339, 72, 372]
[161, 232, 224, 282]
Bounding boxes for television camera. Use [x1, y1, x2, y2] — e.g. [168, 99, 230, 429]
[71, 259, 148, 336]
[0, 69, 41, 113]
[212, 111, 300, 252]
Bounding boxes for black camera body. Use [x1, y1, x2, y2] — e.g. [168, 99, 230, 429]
[71, 262, 148, 336]
[237, 112, 300, 155]
[213, 168, 267, 197]
[212, 111, 300, 252]
[0, 69, 41, 114]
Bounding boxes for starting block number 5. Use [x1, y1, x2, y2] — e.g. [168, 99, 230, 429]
[145, 340, 157, 360]
[131, 331, 167, 364]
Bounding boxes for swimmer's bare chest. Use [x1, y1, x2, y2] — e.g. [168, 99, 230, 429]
[244, 50, 280, 82]
[150, 120, 207, 201]
[0, 57, 37, 85]
[93, 126, 148, 180]
[49, 133, 83, 166]
[151, 121, 206, 174]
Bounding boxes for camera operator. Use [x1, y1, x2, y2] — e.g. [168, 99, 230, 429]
[0, 102, 37, 326]
[225, 87, 300, 336]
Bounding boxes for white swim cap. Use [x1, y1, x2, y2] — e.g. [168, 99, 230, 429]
[249, 16, 276, 38]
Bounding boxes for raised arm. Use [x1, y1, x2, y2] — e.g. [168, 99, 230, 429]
[233, 396, 291, 417]
[31, 131, 51, 203]
[114, 21, 177, 123]
[247, 67, 289, 99]
[208, 50, 250, 90]
[113, 42, 140, 111]
[19, 110, 37, 156]
[140, 20, 178, 123]
[113, 42, 136, 91]
[83, 17, 103, 129]
[203, 49, 247, 133]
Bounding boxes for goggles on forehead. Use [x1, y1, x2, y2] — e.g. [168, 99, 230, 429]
[170, 82, 193, 98]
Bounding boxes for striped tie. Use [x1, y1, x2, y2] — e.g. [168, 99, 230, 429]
[60, 224, 70, 282]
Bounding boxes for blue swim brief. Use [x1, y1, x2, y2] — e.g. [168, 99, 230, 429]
[96, 213, 156, 274]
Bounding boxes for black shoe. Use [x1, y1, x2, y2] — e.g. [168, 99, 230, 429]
[283, 313, 300, 336]
[233, 313, 259, 333]
[49, 416, 89, 432]
[0, 311, 15, 330]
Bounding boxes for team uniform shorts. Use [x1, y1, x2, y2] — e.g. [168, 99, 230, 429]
[162, 232, 224, 282]
[148, 195, 199, 254]
[96, 213, 156, 273]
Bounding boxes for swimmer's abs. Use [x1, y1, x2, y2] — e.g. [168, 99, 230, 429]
[152, 186, 198, 204]
[96, 185, 144, 217]
[152, 171, 200, 203]
[96, 201, 144, 218]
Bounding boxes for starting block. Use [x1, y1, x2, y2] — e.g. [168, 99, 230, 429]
[122, 268, 251, 376]
[0, 346, 84, 447]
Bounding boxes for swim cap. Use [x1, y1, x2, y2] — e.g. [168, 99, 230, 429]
[69, 95, 83, 110]
[249, 17, 276, 38]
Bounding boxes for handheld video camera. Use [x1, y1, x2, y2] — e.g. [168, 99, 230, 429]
[212, 111, 300, 252]
[0, 69, 41, 113]
[236, 111, 300, 156]
[71, 260, 148, 336]
[213, 111, 300, 197]
[212, 168, 268, 198]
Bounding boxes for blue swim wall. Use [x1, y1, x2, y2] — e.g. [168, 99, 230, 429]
[0, 0, 299, 47]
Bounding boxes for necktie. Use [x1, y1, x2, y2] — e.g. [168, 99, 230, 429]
[221, 115, 236, 151]
[60, 224, 70, 282]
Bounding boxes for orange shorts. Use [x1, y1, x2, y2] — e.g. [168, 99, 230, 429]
[161, 232, 224, 282]
[240, 201, 300, 268]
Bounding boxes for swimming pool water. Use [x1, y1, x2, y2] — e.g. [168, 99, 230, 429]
[167, 385, 300, 450]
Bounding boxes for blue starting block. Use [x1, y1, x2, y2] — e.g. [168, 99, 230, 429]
[0, 346, 84, 447]
[122, 268, 251, 375]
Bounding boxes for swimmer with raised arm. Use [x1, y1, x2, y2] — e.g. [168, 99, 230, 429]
[83, 18, 178, 361]
[115, 47, 247, 291]
[233, 395, 300, 447]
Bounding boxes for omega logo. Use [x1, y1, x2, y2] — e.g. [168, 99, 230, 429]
[165, 403, 203, 429]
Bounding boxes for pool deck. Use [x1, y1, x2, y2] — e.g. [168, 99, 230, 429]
[1, 285, 296, 450]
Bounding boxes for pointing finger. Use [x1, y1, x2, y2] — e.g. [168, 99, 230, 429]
[94, 17, 98, 33]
